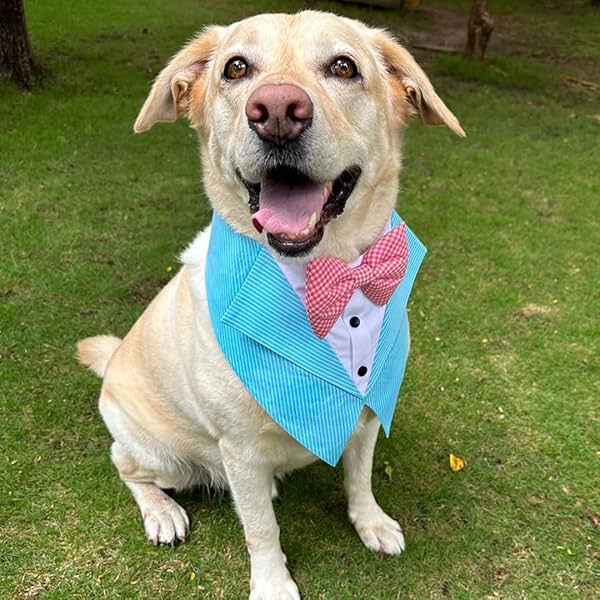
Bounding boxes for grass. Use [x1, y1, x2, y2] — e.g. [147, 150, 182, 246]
[1, 0, 599, 598]
[434, 53, 554, 90]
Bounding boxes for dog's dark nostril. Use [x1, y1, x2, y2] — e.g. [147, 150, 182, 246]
[247, 102, 269, 124]
[286, 101, 311, 123]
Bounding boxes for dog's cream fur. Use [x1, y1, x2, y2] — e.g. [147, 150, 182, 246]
[78, 12, 463, 599]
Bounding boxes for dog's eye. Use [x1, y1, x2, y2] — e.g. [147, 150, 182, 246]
[224, 57, 249, 80]
[329, 56, 358, 79]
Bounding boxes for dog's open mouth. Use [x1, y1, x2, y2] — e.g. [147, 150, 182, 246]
[239, 165, 361, 257]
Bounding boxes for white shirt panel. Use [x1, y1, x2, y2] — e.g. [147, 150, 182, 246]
[277, 221, 390, 395]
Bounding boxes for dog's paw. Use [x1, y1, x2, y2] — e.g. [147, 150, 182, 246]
[249, 573, 300, 600]
[351, 505, 405, 556]
[142, 495, 190, 545]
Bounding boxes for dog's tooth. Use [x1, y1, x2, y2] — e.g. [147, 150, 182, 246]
[308, 212, 318, 229]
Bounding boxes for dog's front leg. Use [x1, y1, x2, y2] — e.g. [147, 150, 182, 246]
[220, 439, 300, 600]
[343, 409, 406, 555]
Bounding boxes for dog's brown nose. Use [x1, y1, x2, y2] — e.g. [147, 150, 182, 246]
[246, 84, 313, 145]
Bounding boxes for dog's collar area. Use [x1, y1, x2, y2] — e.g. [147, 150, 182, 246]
[237, 165, 362, 257]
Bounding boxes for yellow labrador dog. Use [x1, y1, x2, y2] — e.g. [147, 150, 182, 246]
[78, 11, 463, 599]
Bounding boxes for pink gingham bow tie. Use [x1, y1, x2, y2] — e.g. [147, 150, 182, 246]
[305, 224, 409, 338]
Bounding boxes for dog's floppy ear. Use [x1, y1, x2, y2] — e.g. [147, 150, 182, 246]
[373, 31, 465, 137]
[134, 26, 224, 133]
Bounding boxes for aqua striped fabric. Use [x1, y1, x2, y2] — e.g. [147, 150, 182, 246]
[205, 210, 427, 466]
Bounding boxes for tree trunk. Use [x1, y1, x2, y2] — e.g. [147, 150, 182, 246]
[465, 0, 494, 60]
[0, 0, 38, 89]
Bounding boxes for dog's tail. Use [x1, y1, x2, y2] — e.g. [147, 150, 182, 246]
[76, 335, 122, 378]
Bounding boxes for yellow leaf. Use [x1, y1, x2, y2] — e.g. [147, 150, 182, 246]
[449, 453, 466, 472]
[190, 572, 196, 581]
[383, 460, 393, 481]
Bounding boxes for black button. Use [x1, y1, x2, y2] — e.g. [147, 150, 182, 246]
[357, 366, 368, 377]
[350, 316, 360, 328]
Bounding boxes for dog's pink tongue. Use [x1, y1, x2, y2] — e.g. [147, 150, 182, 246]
[252, 179, 326, 235]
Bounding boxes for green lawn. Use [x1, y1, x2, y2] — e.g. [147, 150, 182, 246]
[1, 1, 598, 598]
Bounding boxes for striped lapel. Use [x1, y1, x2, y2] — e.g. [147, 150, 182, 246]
[221, 248, 362, 398]
[366, 214, 428, 396]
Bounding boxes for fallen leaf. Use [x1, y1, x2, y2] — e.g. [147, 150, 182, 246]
[383, 460, 393, 481]
[449, 453, 466, 472]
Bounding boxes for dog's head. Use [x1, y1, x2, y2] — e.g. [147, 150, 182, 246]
[134, 11, 464, 261]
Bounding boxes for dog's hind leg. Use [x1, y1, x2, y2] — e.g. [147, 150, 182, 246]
[343, 408, 405, 555]
[111, 442, 190, 545]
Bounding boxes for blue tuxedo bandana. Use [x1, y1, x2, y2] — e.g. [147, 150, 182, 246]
[205, 210, 427, 466]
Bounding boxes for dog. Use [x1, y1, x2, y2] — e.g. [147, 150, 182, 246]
[77, 11, 463, 599]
